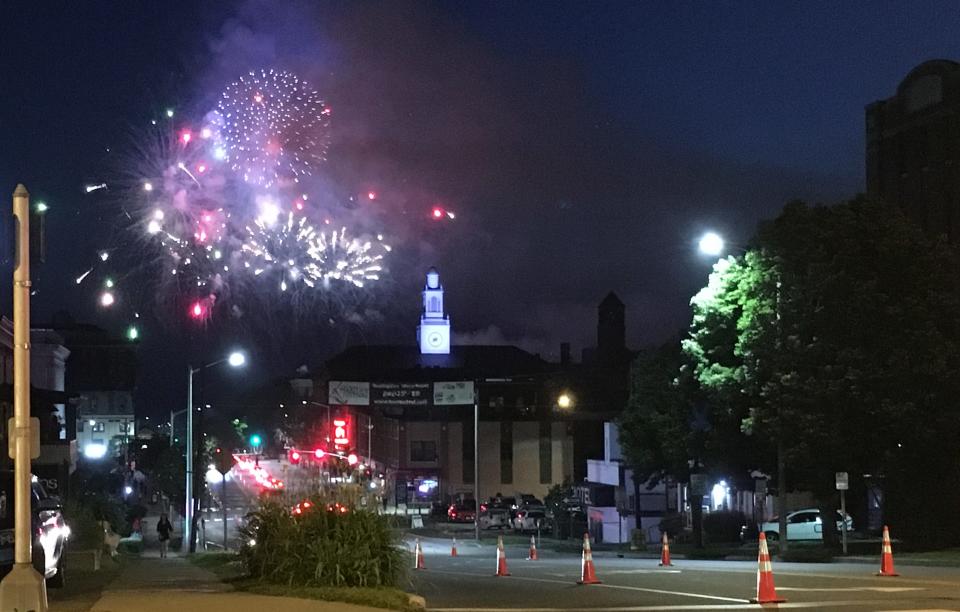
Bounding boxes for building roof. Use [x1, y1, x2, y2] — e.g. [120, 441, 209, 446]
[599, 292, 624, 309]
[323, 344, 550, 381]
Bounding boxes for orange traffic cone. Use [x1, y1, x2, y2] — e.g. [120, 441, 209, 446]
[877, 525, 898, 577]
[750, 532, 785, 604]
[451, 537, 458, 557]
[414, 537, 426, 570]
[577, 532, 602, 584]
[495, 535, 510, 576]
[658, 532, 672, 567]
[527, 535, 538, 560]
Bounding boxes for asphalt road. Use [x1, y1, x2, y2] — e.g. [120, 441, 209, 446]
[409, 536, 960, 611]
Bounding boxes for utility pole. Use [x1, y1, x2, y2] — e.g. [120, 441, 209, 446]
[473, 385, 480, 542]
[0, 184, 48, 611]
[183, 366, 194, 554]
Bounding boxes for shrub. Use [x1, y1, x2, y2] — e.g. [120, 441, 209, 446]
[703, 510, 748, 543]
[779, 545, 834, 563]
[63, 501, 104, 550]
[658, 512, 684, 538]
[240, 496, 405, 588]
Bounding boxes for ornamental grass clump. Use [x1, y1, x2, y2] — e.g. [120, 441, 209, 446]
[239, 497, 405, 588]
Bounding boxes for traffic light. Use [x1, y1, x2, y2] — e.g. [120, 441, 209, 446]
[250, 434, 262, 447]
[347, 452, 358, 466]
[289, 449, 301, 464]
[314, 448, 325, 460]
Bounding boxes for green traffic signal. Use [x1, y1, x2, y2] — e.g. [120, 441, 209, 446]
[250, 434, 262, 446]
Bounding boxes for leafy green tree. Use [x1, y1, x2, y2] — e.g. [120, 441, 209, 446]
[684, 198, 960, 546]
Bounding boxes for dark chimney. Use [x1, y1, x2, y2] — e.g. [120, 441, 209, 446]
[560, 342, 571, 366]
[597, 292, 625, 362]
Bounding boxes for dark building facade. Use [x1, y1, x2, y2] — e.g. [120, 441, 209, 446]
[866, 59, 960, 238]
[306, 269, 636, 509]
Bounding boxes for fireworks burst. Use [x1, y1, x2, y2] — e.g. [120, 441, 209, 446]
[81, 68, 388, 323]
[217, 69, 331, 188]
[242, 212, 388, 290]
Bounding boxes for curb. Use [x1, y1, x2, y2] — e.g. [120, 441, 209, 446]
[408, 593, 427, 609]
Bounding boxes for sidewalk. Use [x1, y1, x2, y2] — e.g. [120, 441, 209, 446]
[83, 510, 387, 612]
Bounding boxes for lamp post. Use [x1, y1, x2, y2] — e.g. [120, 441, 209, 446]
[0, 185, 47, 611]
[183, 350, 246, 554]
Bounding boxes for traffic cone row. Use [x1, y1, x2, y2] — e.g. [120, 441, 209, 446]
[495, 535, 510, 576]
[414, 537, 425, 570]
[527, 535, 538, 560]
[751, 532, 785, 604]
[658, 532, 672, 567]
[577, 532, 602, 585]
[415, 523, 901, 599]
[877, 525, 898, 577]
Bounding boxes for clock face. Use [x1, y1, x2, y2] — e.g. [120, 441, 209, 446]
[427, 331, 444, 347]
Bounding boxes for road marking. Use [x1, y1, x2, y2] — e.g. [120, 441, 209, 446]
[429, 600, 904, 611]
[777, 586, 923, 593]
[601, 569, 683, 575]
[423, 569, 749, 603]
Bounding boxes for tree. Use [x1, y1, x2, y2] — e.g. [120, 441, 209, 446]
[684, 198, 960, 546]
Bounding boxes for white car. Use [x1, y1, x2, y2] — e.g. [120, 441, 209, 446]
[479, 508, 511, 530]
[761, 508, 852, 541]
[513, 508, 547, 532]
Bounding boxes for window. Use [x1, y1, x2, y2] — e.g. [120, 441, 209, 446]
[500, 421, 513, 484]
[789, 512, 817, 524]
[539, 421, 552, 484]
[92, 422, 105, 433]
[429, 296, 439, 313]
[410, 440, 437, 462]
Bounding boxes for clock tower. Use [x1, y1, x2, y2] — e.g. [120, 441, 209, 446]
[418, 267, 450, 354]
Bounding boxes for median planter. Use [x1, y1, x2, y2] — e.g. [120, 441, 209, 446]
[240, 498, 405, 588]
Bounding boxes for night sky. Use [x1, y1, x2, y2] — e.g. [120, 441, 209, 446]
[1, 1, 959, 419]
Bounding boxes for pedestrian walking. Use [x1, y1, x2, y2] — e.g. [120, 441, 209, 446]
[157, 512, 173, 558]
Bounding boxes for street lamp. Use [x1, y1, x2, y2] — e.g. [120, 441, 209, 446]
[184, 350, 247, 554]
[698, 232, 725, 257]
[557, 392, 574, 410]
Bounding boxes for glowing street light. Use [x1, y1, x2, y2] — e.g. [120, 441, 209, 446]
[184, 350, 248, 554]
[557, 393, 574, 410]
[698, 232, 725, 257]
[34, 202, 48, 214]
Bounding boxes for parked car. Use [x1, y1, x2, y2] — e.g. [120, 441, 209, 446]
[517, 494, 543, 508]
[447, 500, 476, 523]
[760, 508, 852, 541]
[479, 507, 511, 530]
[513, 508, 547, 532]
[0, 473, 68, 587]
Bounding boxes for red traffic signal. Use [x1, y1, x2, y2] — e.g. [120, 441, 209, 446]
[289, 449, 301, 464]
[314, 448, 325, 459]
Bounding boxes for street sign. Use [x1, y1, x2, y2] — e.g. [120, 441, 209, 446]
[690, 474, 708, 496]
[755, 478, 768, 496]
[835, 472, 849, 491]
[214, 448, 233, 475]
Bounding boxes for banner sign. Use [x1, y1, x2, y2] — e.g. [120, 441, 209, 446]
[330, 380, 474, 407]
[328, 381, 370, 406]
[371, 382, 431, 406]
[433, 381, 474, 405]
